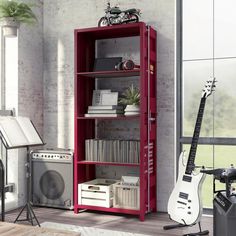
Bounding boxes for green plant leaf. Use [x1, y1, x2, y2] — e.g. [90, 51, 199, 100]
[119, 84, 140, 105]
[0, 0, 37, 24]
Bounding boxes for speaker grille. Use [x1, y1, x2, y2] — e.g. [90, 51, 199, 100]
[39, 170, 65, 200]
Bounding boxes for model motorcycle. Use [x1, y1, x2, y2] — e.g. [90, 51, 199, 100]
[98, 3, 141, 27]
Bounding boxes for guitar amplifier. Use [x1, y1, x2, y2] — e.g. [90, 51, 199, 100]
[214, 192, 236, 236]
[31, 149, 73, 210]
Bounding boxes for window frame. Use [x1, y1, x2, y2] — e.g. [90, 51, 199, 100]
[176, 0, 236, 196]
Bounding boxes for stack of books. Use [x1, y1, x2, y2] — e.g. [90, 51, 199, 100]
[85, 89, 124, 117]
[85, 139, 140, 163]
[85, 105, 124, 117]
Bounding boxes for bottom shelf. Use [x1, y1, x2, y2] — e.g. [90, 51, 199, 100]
[74, 204, 140, 215]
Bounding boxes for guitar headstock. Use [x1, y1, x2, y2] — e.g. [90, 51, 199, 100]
[202, 78, 216, 98]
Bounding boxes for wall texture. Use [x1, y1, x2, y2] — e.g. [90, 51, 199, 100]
[43, 0, 175, 211]
[15, 0, 43, 208]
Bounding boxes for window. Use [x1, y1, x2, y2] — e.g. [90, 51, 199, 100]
[0, 31, 18, 209]
[178, 0, 236, 208]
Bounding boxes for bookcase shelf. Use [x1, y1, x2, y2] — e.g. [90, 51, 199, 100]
[77, 69, 140, 78]
[74, 204, 140, 215]
[74, 22, 157, 221]
[77, 115, 139, 120]
[77, 161, 140, 167]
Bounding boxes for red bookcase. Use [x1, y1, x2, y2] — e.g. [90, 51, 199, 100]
[74, 22, 157, 221]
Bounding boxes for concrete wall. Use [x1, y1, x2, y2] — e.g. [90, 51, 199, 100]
[7, 0, 44, 209]
[43, 0, 175, 212]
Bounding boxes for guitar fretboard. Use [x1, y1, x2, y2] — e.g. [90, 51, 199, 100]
[185, 97, 206, 175]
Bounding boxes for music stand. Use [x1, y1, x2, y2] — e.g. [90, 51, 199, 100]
[0, 116, 44, 226]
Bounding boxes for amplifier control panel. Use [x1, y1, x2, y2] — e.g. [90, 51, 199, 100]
[31, 150, 73, 161]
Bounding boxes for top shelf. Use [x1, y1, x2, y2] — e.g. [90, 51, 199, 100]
[77, 69, 140, 78]
[74, 22, 146, 39]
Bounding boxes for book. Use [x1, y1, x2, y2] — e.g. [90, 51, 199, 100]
[0, 116, 43, 147]
[84, 114, 124, 117]
[88, 105, 124, 110]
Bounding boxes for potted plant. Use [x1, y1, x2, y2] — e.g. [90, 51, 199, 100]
[0, 0, 37, 37]
[119, 84, 140, 116]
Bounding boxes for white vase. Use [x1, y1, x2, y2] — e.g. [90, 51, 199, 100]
[0, 17, 20, 38]
[124, 105, 140, 116]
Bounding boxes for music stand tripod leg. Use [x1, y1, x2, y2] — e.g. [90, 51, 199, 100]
[14, 147, 40, 226]
[28, 202, 40, 227]
[0, 159, 5, 222]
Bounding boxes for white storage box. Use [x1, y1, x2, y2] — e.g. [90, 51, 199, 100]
[78, 179, 118, 208]
[113, 182, 140, 210]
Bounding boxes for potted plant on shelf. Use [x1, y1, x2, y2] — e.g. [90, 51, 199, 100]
[0, 0, 37, 37]
[119, 84, 140, 116]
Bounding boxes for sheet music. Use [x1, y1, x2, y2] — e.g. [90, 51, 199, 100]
[0, 116, 43, 148]
[15, 117, 43, 145]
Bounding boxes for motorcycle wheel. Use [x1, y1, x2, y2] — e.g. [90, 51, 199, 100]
[98, 17, 109, 27]
[129, 14, 139, 23]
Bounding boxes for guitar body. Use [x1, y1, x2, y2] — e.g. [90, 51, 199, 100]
[167, 151, 206, 225]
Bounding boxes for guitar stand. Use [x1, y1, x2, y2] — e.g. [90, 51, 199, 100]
[163, 222, 209, 236]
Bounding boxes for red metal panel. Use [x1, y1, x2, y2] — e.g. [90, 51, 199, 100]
[139, 23, 148, 221]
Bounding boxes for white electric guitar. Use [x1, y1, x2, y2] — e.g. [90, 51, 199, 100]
[167, 78, 216, 226]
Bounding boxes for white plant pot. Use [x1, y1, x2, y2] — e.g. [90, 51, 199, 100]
[124, 105, 140, 116]
[0, 17, 20, 38]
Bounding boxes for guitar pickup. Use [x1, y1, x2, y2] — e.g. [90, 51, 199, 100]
[179, 192, 189, 200]
[182, 175, 192, 182]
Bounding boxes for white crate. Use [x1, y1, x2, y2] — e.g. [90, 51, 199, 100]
[113, 182, 140, 210]
[78, 179, 118, 208]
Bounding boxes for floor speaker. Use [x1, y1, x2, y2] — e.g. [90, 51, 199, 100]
[214, 192, 236, 236]
[31, 150, 73, 210]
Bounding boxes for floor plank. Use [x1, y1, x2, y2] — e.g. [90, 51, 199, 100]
[5, 207, 213, 236]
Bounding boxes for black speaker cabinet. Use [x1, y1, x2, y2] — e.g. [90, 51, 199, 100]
[31, 150, 73, 210]
[214, 192, 236, 236]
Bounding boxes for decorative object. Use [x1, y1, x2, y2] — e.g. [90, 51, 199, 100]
[93, 57, 122, 71]
[98, 2, 140, 27]
[78, 179, 118, 208]
[115, 59, 135, 70]
[119, 84, 140, 115]
[0, 0, 37, 37]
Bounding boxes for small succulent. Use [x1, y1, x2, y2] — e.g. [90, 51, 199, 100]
[0, 0, 37, 24]
[119, 84, 140, 106]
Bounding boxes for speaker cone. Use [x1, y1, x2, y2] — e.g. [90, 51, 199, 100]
[39, 170, 65, 200]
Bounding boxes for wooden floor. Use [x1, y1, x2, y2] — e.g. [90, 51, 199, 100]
[5, 207, 213, 236]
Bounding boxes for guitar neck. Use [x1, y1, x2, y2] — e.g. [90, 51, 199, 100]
[186, 97, 206, 174]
